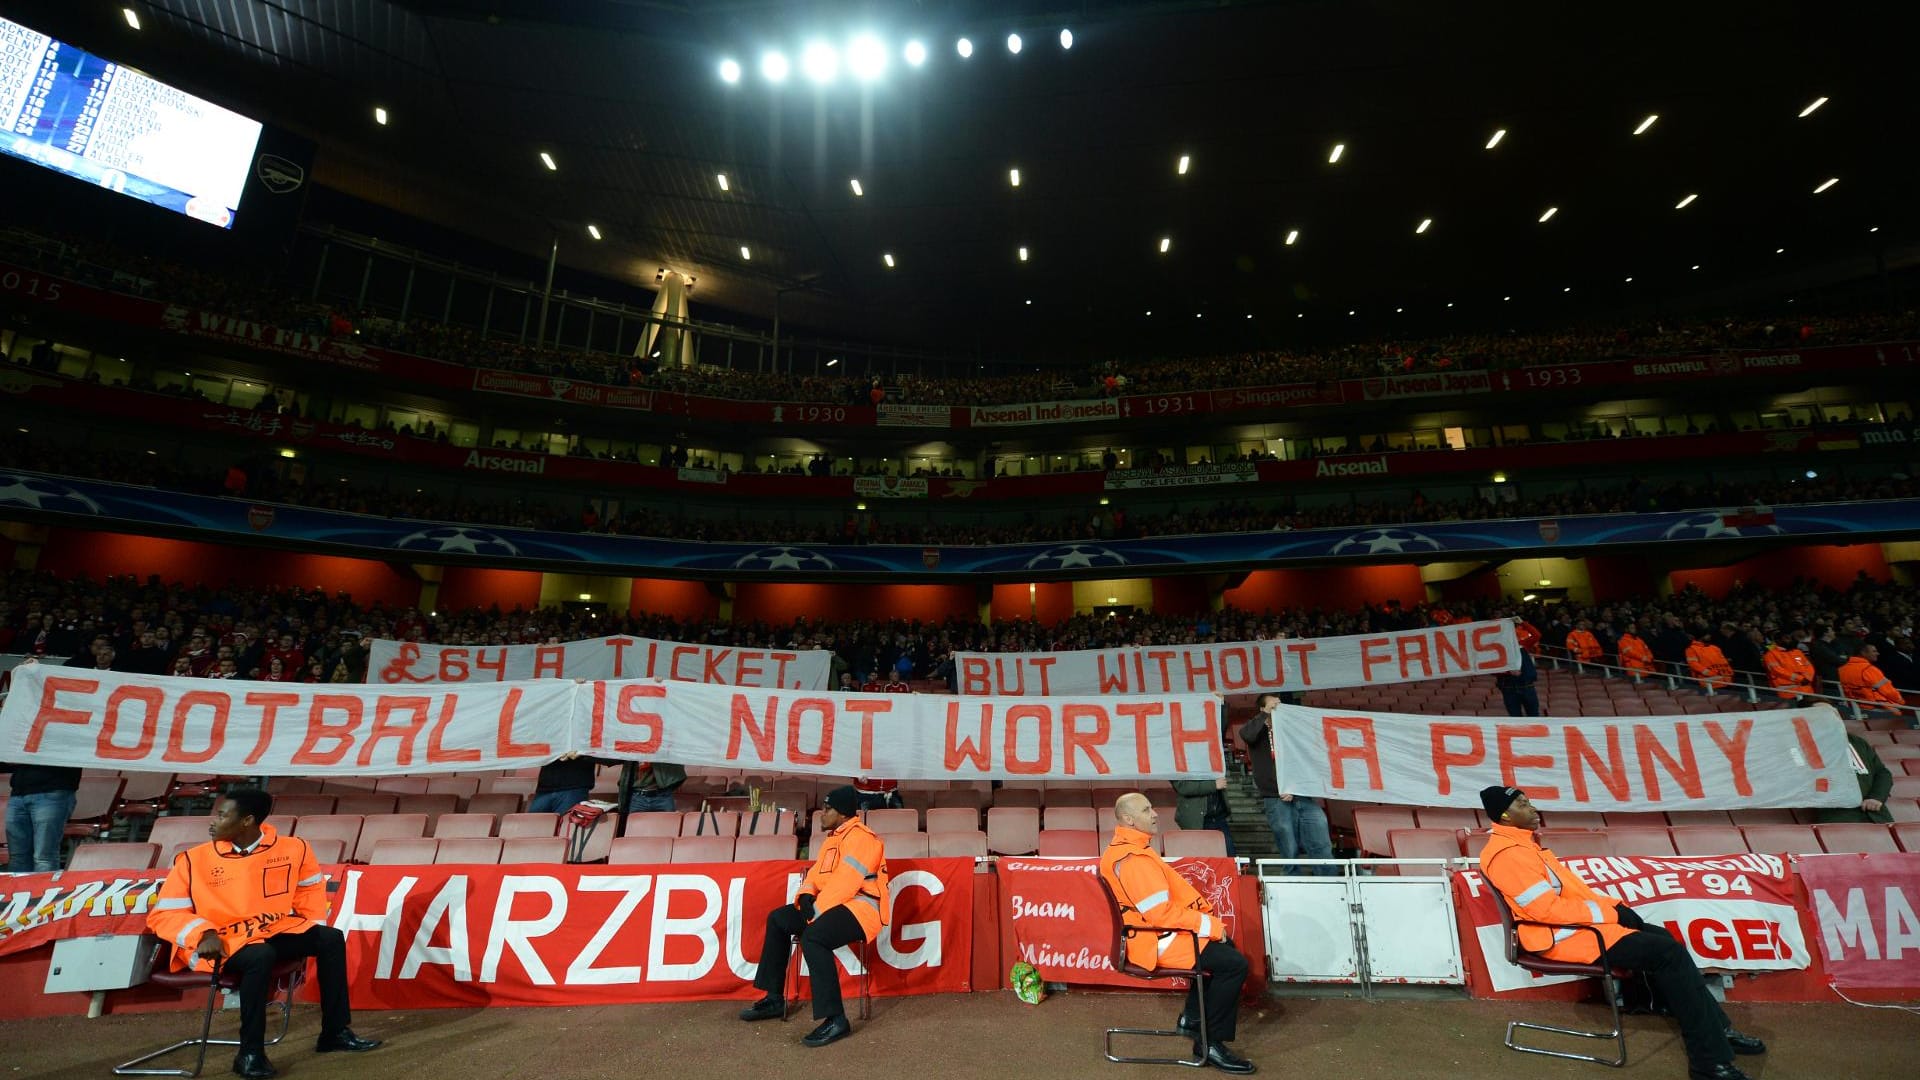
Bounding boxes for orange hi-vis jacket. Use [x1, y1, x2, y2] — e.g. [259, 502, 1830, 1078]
[1479, 823, 1629, 963]
[147, 825, 327, 973]
[1565, 629, 1601, 663]
[796, 817, 891, 940]
[1764, 646, 1817, 699]
[1686, 640, 1733, 689]
[1099, 825, 1221, 971]
[1839, 657, 1904, 707]
[1617, 634, 1655, 676]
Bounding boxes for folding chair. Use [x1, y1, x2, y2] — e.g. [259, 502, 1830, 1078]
[1494, 899, 1627, 1066]
[115, 943, 304, 1077]
[782, 935, 872, 1023]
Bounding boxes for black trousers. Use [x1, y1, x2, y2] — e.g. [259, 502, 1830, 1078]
[1501, 685, 1540, 717]
[1178, 939, 1249, 1046]
[224, 926, 351, 1054]
[753, 904, 866, 1020]
[1601, 927, 1732, 1069]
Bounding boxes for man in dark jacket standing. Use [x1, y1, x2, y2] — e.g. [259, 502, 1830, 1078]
[4, 761, 81, 872]
[1240, 693, 1335, 873]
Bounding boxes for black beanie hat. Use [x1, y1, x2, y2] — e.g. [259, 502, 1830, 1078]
[823, 786, 860, 817]
[1480, 785, 1521, 821]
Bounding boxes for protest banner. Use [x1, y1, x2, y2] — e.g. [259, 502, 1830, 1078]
[1797, 852, 1920, 989]
[368, 635, 831, 689]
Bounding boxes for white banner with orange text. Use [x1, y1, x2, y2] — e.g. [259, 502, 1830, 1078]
[953, 619, 1520, 696]
[0, 666, 1225, 780]
[365, 635, 832, 689]
[1268, 703, 1858, 810]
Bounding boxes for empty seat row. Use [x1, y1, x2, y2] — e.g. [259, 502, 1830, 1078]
[1350, 803, 1920, 856]
[367, 836, 567, 865]
[1389, 821, 1920, 861]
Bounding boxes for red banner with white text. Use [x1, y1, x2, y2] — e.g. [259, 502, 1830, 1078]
[325, 859, 972, 1008]
[0, 871, 166, 957]
[1453, 853, 1807, 993]
[998, 857, 1241, 987]
[1270, 703, 1857, 811]
[956, 619, 1519, 696]
[1796, 852, 1920, 989]
[0, 666, 1227, 780]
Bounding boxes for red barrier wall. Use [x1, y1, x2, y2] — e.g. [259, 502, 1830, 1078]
[629, 577, 722, 621]
[434, 566, 541, 613]
[1151, 576, 1214, 617]
[733, 583, 977, 624]
[1669, 544, 1891, 599]
[35, 530, 421, 607]
[1223, 565, 1426, 613]
[990, 582, 1074, 624]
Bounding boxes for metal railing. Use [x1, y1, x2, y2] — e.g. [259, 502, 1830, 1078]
[1531, 645, 1917, 725]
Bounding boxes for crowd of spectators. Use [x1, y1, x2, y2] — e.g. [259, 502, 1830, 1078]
[4, 570, 1913, 700]
[2, 428, 1912, 546]
[8, 226, 1918, 409]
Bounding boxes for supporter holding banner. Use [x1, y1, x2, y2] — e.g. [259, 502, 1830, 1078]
[954, 619, 1520, 696]
[367, 635, 833, 689]
[1267, 703, 1857, 811]
[327, 859, 974, 1009]
[1453, 854, 1807, 992]
[1797, 852, 1920, 989]
[0, 667, 1227, 780]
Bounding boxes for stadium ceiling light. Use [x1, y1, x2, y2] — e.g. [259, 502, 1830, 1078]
[1195, 313, 1202, 318]
[718, 58, 742, 84]
[1007, 33, 1023, 54]
[1415, 218, 1432, 234]
[1348, 310, 1357, 316]
[539, 151, 557, 171]
[1177, 154, 1190, 175]
[1633, 113, 1658, 135]
[1691, 264, 1701, 270]
[761, 51, 790, 83]
[1869, 225, 1879, 232]
[586, 224, 601, 240]
[1798, 96, 1828, 118]
[1328, 142, 1345, 164]
[847, 34, 887, 81]
[1503, 295, 1512, 301]
[1018, 246, 1029, 261]
[740, 246, 752, 260]
[1396, 307, 1404, 313]
[904, 40, 928, 66]
[882, 253, 895, 267]
[850, 177, 864, 196]
[1485, 128, 1506, 149]
[802, 41, 839, 83]
[373, 106, 388, 125]
[123, 8, 140, 30]
[1246, 314, 1253, 319]
[1009, 167, 1021, 187]
[1060, 28, 1073, 49]
[956, 37, 974, 59]
[826, 358, 840, 367]
[1296, 312, 1304, 318]
[1158, 236, 1172, 253]
[1813, 176, 1839, 194]
[1446, 302, 1454, 308]
[716, 172, 730, 191]
[1538, 206, 1558, 223]
[1562, 286, 1571, 293]
[1284, 229, 1299, 246]
[1624, 276, 1634, 282]
[1025, 299, 1033, 305]
[1674, 192, 1697, 209]
[1776, 247, 1785, 254]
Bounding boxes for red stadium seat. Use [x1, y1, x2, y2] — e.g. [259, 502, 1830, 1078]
[671, 836, 736, 864]
[1893, 823, 1920, 852]
[1042, 806, 1097, 832]
[927, 830, 988, 858]
[992, 788, 1043, 809]
[1893, 777, 1920, 800]
[607, 837, 675, 865]
[500, 837, 567, 864]
[1667, 825, 1749, 856]
[498, 812, 559, 838]
[986, 807, 1040, 855]
[434, 837, 503, 864]
[864, 808, 920, 835]
[426, 776, 482, 801]
[623, 812, 680, 838]
[680, 810, 740, 838]
[1353, 807, 1417, 856]
[305, 838, 347, 865]
[394, 793, 461, 827]
[465, 793, 524, 817]
[741, 808, 795, 836]
[332, 794, 398, 817]
[432, 813, 496, 838]
[1814, 823, 1901, 854]
[926, 807, 981, 833]
[351, 814, 428, 862]
[375, 777, 430, 795]
[1041, 788, 1093, 808]
[1602, 812, 1670, 829]
[1413, 807, 1479, 832]
[886, 833, 930, 859]
[1384, 828, 1461, 874]
[62, 775, 125, 841]
[368, 837, 439, 865]
[67, 842, 159, 871]
[1739, 825, 1821, 854]
[733, 835, 800, 862]
[1664, 810, 1734, 827]
[1889, 800, 1920, 823]
[1538, 810, 1605, 830]
[289, 815, 363, 860]
[1536, 830, 1613, 858]
[269, 794, 337, 818]
[1163, 829, 1229, 859]
[1605, 828, 1678, 857]
[1037, 829, 1099, 857]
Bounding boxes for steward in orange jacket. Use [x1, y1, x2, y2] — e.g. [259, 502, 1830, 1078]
[1565, 625, 1601, 664]
[739, 786, 889, 1048]
[1477, 787, 1765, 1078]
[1617, 629, 1656, 677]
[147, 788, 378, 1074]
[1097, 794, 1252, 1072]
[1686, 638, 1733, 690]
[1764, 642, 1817, 699]
[1840, 646, 1905, 708]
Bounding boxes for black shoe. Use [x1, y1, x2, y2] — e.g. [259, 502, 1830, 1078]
[1724, 1029, 1766, 1055]
[1689, 1064, 1754, 1080]
[802, 1015, 852, 1047]
[1200, 1042, 1255, 1074]
[738, 996, 785, 1022]
[231, 1052, 276, 1079]
[315, 1029, 382, 1053]
[1176, 1014, 1198, 1037]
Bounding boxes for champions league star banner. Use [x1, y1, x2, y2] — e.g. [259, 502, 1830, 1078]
[0, 666, 1226, 780]
[954, 619, 1519, 696]
[1267, 703, 1859, 811]
[5, 468, 1919, 578]
[367, 635, 833, 689]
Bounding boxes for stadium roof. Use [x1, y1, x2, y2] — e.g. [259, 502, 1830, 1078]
[20, 0, 1916, 357]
